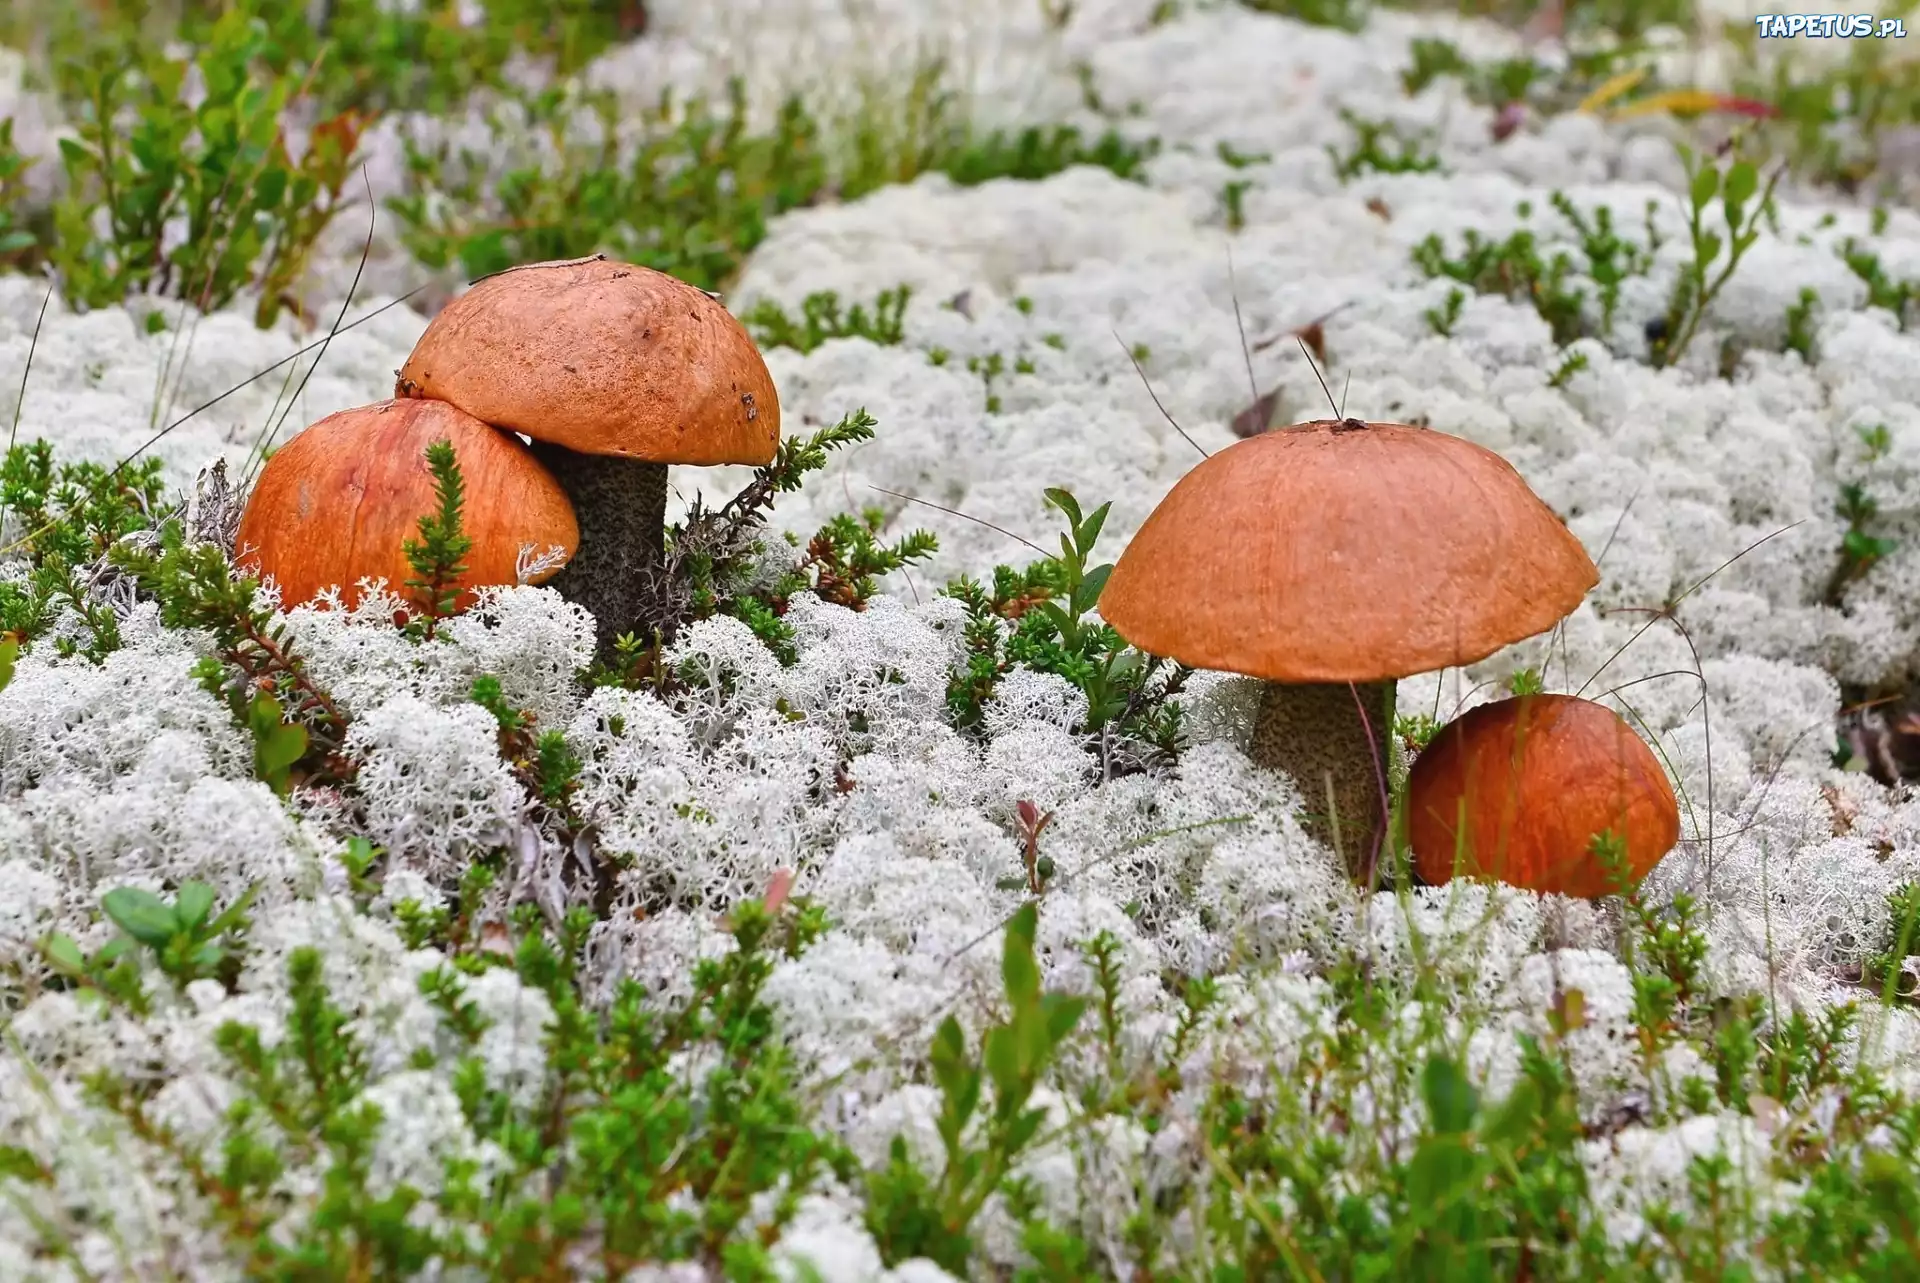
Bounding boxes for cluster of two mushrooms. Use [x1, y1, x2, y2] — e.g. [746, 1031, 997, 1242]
[237, 257, 780, 657]
[1098, 416, 1680, 899]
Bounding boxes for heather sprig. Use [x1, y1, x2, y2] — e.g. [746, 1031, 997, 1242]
[401, 437, 475, 643]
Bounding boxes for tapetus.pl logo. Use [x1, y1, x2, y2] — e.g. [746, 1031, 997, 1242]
[1751, 12, 1908, 36]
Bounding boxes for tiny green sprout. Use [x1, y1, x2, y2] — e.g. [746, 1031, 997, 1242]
[1221, 178, 1252, 232]
[1014, 295, 1034, 315]
[1130, 342, 1151, 364]
[1014, 355, 1036, 375]
[1425, 286, 1466, 337]
[1041, 332, 1065, 350]
[1783, 287, 1820, 361]
[1548, 349, 1589, 388]
[1857, 421, 1893, 463]
[864, 900, 1086, 1271]
[1506, 668, 1545, 696]
[928, 347, 951, 367]
[1328, 110, 1443, 181]
[1216, 141, 1272, 169]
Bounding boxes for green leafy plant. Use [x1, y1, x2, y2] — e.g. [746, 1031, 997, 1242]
[394, 76, 1157, 296]
[796, 510, 939, 612]
[43, 880, 260, 999]
[44, 9, 371, 325]
[1649, 147, 1784, 370]
[866, 901, 1087, 1270]
[114, 520, 349, 782]
[1826, 423, 1897, 607]
[934, 123, 1157, 188]
[1782, 285, 1820, 360]
[76, 891, 852, 1275]
[941, 489, 1189, 773]
[1328, 109, 1443, 181]
[743, 286, 913, 354]
[1839, 239, 1919, 330]
[0, 119, 38, 265]
[471, 674, 583, 814]
[0, 441, 169, 658]
[1240, 0, 1369, 32]
[391, 79, 827, 294]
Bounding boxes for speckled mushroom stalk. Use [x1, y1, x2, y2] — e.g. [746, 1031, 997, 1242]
[1248, 678, 1399, 874]
[395, 254, 782, 660]
[518, 447, 670, 657]
[1098, 417, 1600, 886]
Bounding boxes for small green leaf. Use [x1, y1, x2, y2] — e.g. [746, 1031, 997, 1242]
[983, 1024, 1023, 1100]
[1406, 1134, 1480, 1207]
[41, 932, 86, 977]
[1002, 902, 1042, 1010]
[1422, 1055, 1479, 1135]
[1042, 993, 1087, 1047]
[0, 636, 16, 695]
[1043, 488, 1083, 529]
[174, 882, 216, 932]
[102, 887, 180, 949]
[248, 690, 308, 795]
[1723, 161, 1757, 213]
[1074, 563, 1114, 615]
[1076, 502, 1111, 555]
[1689, 163, 1719, 211]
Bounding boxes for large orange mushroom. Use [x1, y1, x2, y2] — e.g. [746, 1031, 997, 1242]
[1098, 418, 1598, 882]
[394, 254, 782, 657]
[1406, 693, 1681, 897]
[235, 397, 579, 613]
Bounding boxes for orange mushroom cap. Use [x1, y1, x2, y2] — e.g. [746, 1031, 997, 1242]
[1098, 420, 1599, 683]
[394, 255, 781, 467]
[1407, 693, 1681, 898]
[235, 398, 580, 612]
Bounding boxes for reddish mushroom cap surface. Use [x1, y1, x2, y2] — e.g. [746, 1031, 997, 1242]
[1407, 693, 1681, 898]
[1097, 420, 1599, 683]
[395, 256, 780, 467]
[235, 398, 579, 612]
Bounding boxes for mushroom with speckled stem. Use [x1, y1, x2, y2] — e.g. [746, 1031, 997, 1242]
[1097, 417, 1599, 883]
[394, 254, 782, 660]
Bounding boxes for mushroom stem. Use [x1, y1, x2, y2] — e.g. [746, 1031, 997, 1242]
[1249, 679, 1397, 883]
[528, 441, 668, 660]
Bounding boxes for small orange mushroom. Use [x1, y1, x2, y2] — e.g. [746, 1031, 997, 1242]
[394, 254, 781, 657]
[235, 397, 579, 613]
[1406, 693, 1680, 898]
